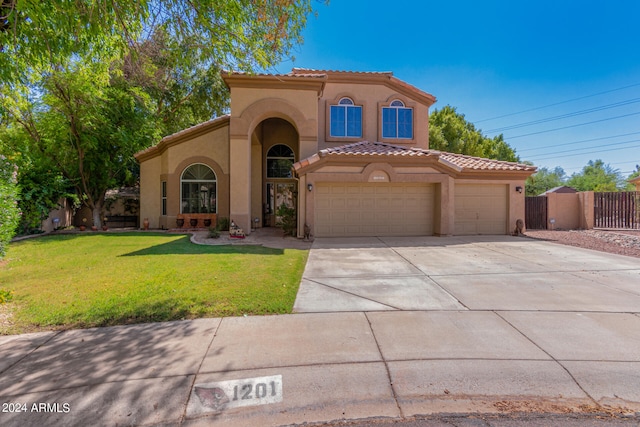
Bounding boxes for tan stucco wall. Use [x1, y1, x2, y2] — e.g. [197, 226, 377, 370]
[138, 125, 230, 229]
[577, 191, 595, 229]
[228, 87, 317, 232]
[319, 82, 431, 150]
[139, 156, 162, 229]
[547, 192, 581, 230]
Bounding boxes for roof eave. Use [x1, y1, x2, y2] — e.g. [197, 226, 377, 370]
[221, 71, 327, 95]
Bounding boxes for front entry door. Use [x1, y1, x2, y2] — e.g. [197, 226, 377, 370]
[265, 182, 297, 227]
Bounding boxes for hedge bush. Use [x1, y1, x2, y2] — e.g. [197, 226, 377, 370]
[0, 156, 20, 258]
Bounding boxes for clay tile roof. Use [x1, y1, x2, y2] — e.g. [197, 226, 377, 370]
[294, 141, 536, 174]
[292, 68, 393, 77]
[438, 151, 537, 172]
[319, 141, 433, 158]
[223, 70, 327, 79]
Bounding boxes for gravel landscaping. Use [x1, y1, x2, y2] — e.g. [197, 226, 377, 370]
[524, 229, 640, 259]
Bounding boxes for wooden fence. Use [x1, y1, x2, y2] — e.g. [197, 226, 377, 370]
[525, 196, 548, 230]
[594, 191, 640, 229]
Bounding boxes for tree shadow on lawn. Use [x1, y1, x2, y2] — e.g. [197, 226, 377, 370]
[111, 234, 287, 256]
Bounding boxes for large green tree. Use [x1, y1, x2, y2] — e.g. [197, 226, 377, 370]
[0, 153, 19, 258]
[525, 166, 566, 196]
[429, 105, 519, 162]
[567, 160, 625, 192]
[1, 1, 321, 230]
[0, 125, 76, 234]
[4, 61, 156, 228]
[1, 0, 315, 85]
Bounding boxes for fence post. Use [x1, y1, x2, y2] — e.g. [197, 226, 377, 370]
[577, 191, 594, 229]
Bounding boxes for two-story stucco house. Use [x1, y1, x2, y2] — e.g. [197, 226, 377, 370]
[134, 68, 536, 237]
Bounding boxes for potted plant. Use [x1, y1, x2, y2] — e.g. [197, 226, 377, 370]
[176, 215, 185, 228]
[190, 218, 198, 227]
[79, 218, 87, 231]
[204, 218, 212, 227]
[102, 217, 109, 231]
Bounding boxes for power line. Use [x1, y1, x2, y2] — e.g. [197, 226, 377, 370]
[524, 138, 640, 160]
[517, 131, 640, 153]
[507, 111, 640, 139]
[484, 98, 640, 134]
[525, 143, 640, 162]
[556, 160, 640, 173]
[474, 82, 640, 123]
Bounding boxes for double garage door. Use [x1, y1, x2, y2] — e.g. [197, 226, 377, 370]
[314, 183, 509, 237]
[315, 183, 434, 237]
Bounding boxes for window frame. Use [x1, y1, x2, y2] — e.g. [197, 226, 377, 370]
[379, 98, 415, 142]
[325, 95, 365, 142]
[180, 163, 217, 214]
[161, 181, 167, 216]
[266, 144, 295, 179]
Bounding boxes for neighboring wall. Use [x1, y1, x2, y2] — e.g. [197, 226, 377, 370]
[546, 192, 581, 230]
[540, 191, 594, 230]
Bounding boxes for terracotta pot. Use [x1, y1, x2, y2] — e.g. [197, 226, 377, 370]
[190, 218, 198, 227]
[79, 225, 86, 231]
[91, 226, 98, 231]
[102, 226, 108, 231]
[204, 218, 212, 227]
[176, 218, 185, 228]
[143, 218, 150, 230]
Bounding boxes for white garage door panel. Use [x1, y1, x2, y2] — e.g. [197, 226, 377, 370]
[315, 183, 434, 237]
[455, 184, 508, 235]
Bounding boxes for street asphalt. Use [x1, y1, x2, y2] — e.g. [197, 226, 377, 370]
[0, 235, 639, 426]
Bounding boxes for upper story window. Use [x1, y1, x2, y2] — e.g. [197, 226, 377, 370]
[382, 100, 413, 139]
[330, 97, 362, 138]
[181, 164, 216, 214]
[267, 144, 295, 178]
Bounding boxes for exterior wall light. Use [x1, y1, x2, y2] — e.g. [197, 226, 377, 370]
[515, 186, 523, 193]
[307, 183, 313, 192]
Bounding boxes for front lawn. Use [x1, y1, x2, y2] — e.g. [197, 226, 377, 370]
[0, 233, 308, 334]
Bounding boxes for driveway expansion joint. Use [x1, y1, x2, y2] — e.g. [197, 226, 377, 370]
[493, 311, 601, 408]
[304, 277, 403, 310]
[364, 312, 404, 419]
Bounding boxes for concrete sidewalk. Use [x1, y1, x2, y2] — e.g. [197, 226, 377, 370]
[0, 236, 639, 426]
[1, 310, 639, 426]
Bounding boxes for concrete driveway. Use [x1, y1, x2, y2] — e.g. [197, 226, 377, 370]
[294, 235, 640, 312]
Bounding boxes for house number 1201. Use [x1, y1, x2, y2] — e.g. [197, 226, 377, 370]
[192, 374, 284, 414]
[233, 381, 278, 400]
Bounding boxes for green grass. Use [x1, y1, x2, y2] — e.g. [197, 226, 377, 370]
[0, 233, 308, 334]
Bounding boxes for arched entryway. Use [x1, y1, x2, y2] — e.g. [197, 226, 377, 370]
[250, 118, 299, 230]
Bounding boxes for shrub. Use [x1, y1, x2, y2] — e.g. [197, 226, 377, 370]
[217, 217, 230, 231]
[276, 203, 296, 237]
[208, 226, 220, 238]
[0, 156, 20, 258]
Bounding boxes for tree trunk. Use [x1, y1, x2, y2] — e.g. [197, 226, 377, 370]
[91, 198, 104, 228]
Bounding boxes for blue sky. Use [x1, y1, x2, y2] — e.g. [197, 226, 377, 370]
[274, 0, 640, 178]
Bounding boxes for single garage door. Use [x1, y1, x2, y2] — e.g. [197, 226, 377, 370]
[315, 183, 434, 237]
[455, 184, 508, 235]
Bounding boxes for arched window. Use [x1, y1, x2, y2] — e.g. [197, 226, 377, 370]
[382, 99, 413, 139]
[181, 164, 217, 213]
[266, 144, 295, 178]
[330, 97, 362, 138]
